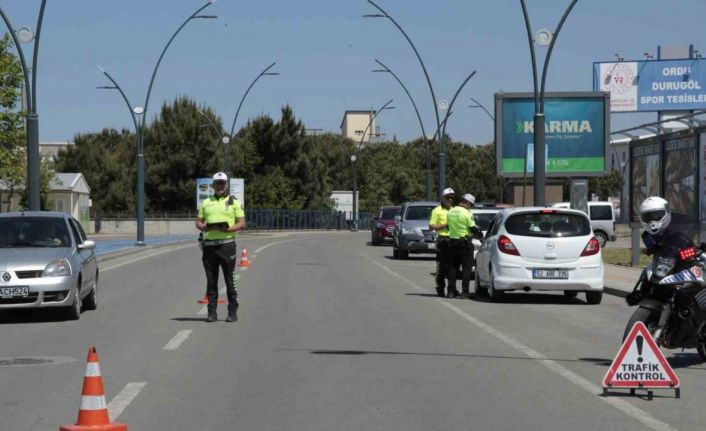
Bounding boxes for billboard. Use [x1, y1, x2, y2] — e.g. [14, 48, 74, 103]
[330, 191, 358, 221]
[664, 136, 698, 221]
[629, 141, 661, 222]
[495, 92, 609, 177]
[594, 58, 706, 112]
[196, 178, 245, 210]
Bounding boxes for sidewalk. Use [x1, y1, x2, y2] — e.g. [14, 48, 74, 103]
[603, 264, 641, 297]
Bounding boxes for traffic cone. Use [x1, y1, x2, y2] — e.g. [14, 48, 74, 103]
[60, 347, 127, 431]
[238, 248, 251, 267]
[197, 294, 226, 304]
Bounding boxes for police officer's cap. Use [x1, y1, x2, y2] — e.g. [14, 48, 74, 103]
[442, 188, 455, 197]
[461, 193, 476, 204]
[212, 172, 228, 182]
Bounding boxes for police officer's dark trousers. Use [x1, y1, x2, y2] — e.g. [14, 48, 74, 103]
[202, 241, 239, 313]
[447, 238, 474, 296]
[435, 237, 451, 296]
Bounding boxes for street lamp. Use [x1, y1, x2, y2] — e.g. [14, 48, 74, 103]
[197, 109, 231, 171]
[0, 0, 48, 211]
[227, 62, 280, 178]
[98, 1, 217, 246]
[350, 99, 395, 231]
[364, 0, 446, 198]
[520, 0, 578, 207]
[372, 59, 432, 201]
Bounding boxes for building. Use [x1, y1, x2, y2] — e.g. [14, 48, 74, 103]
[0, 172, 91, 230]
[341, 110, 375, 144]
[39, 141, 73, 163]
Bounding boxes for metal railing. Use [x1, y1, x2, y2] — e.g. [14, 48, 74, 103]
[91, 209, 375, 231]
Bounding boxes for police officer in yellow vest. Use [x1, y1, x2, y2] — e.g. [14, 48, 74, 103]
[195, 172, 246, 322]
[429, 188, 455, 297]
[447, 193, 482, 299]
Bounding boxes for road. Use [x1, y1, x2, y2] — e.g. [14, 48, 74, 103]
[1, 231, 705, 430]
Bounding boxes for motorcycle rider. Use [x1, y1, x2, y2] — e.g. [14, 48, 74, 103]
[639, 196, 696, 255]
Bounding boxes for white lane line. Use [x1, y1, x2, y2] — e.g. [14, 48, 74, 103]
[254, 238, 303, 254]
[107, 382, 147, 420]
[102, 244, 195, 272]
[240, 267, 249, 271]
[252, 254, 258, 259]
[197, 305, 208, 315]
[163, 330, 193, 351]
[361, 254, 678, 431]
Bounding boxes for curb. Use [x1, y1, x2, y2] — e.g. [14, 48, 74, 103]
[97, 239, 195, 263]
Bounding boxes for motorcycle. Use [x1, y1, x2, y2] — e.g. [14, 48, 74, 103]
[625, 231, 706, 361]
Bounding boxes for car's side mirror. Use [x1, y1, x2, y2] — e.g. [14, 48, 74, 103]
[78, 240, 96, 251]
[394, 215, 401, 222]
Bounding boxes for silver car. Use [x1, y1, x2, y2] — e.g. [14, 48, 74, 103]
[392, 201, 438, 259]
[0, 212, 98, 320]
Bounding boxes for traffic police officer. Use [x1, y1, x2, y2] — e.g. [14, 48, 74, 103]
[429, 188, 455, 297]
[446, 193, 482, 298]
[195, 172, 246, 322]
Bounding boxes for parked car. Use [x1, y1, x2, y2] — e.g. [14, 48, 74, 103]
[474, 207, 604, 304]
[0, 212, 98, 320]
[551, 201, 616, 247]
[392, 201, 438, 259]
[371, 206, 401, 246]
[472, 208, 503, 263]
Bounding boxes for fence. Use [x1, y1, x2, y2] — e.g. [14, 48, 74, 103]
[91, 209, 375, 231]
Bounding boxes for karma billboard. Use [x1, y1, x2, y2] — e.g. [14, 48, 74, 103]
[594, 58, 706, 112]
[495, 92, 609, 177]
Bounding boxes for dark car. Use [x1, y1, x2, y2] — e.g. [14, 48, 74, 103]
[371, 206, 401, 246]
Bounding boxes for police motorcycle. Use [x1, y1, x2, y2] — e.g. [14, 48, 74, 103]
[624, 231, 706, 361]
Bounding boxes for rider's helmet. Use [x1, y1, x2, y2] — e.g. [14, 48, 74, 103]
[639, 196, 671, 235]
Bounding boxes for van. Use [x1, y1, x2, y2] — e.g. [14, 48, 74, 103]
[551, 202, 616, 247]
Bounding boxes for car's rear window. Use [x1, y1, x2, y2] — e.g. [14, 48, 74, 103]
[474, 213, 496, 231]
[504, 212, 591, 238]
[0, 217, 71, 248]
[589, 205, 613, 221]
[405, 205, 435, 221]
[379, 208, 400, 219]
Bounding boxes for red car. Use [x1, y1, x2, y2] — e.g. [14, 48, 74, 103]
[371, 206, 401, 246]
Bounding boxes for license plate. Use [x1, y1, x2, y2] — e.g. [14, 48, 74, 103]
[0, 286, 29, 298]
[532, 269, 568, 279]
[428, 242, 436, 250]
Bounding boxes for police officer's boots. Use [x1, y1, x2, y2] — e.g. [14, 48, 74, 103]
[206, 309, 217, 323]
[226, 309, 238, 322]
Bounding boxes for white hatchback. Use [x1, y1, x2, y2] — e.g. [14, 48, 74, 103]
[474, 207, 604, 304]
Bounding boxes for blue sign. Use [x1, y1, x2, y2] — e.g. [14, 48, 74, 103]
[593, 59, 706, 112]
[495, 93, 608, 177]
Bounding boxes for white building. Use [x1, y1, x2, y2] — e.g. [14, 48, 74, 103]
[341, 111, 375, 144]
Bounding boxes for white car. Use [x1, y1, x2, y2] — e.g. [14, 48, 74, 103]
[474, 207, 604, 304]
[472, 208, 502, 262]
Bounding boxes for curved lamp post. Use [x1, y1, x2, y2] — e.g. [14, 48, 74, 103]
[0, 0, 48, 211]
[365, 0, 447, 198]
[227, 62, 280, 177]
[439, 71, 477, 150]
[372, 59, 432, 201]
[520, 0, 578, 206]
[98, 1, 216, 245]
[351, 98, 395, 231]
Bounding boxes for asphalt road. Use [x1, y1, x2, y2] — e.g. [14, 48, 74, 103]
[1, 232, 705, 430]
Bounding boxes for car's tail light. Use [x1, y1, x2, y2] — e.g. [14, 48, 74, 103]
[679, 246, 699, 261]
[498, 235, 520, 256]
[581, 237, 600, 257]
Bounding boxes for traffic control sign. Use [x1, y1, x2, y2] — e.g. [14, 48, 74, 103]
[603, 322, 679, 398]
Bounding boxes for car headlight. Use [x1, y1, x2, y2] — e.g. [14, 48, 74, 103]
[376, 223, 386, 229]
[43, 259, 72, 277]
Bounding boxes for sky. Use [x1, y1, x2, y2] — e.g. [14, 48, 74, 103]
[4, 0, 706, 145]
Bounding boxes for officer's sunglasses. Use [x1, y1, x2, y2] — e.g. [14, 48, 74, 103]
[213, 180, 227, 186]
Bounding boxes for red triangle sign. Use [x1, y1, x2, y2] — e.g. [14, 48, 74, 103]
[603, 322, 679, 388]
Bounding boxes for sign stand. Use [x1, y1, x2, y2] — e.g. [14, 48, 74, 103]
[602, 322, 680, 400]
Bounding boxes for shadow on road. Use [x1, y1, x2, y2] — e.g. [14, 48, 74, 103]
[383, 256, 436, 262]
[668, 353, 706, 370]
[403, 291, 588, 305]
[0, 309, 67, 324]
[171, 317, 209, 322]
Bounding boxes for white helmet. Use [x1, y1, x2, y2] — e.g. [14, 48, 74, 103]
[639, 196, 671, 235]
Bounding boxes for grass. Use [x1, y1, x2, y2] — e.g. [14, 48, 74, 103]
[602, 248, 651, 267]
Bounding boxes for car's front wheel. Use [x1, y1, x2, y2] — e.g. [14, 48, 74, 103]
[488, 273, 504, 303]
[64, 284, 82, 321]
[474, 270, 487, 297]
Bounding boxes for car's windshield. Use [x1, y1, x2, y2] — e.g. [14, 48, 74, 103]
[505, 212, 591, 238]
[379, 208, 400, 220]
[405, 205, 435, 221]
[474, 213, 497, 231]
[0, 217, 71, 248]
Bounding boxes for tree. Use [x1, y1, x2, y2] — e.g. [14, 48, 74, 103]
[0, 33, 26, 211]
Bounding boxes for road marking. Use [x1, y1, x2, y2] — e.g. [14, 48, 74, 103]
[241, 267, 248, 271]
[197, 305, 208, 315]
[252, 254, 258, 259]
[163, 330, 193, 351]
[362, 255, 678, 431]
[254, 238, 303, 254]
[107, 382, 147, 420]
[102, 244, 195, 272]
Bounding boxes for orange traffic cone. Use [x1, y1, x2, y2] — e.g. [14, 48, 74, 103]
[60, 347, 127, 431]
[197, 294, 226, 304]
[238, 248, 251, 267]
